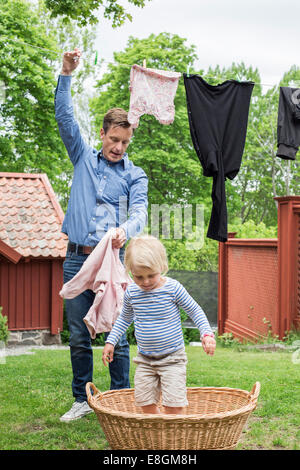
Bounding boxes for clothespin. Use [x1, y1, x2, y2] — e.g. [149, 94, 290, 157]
[187, 65, 190, 77]
[143, 59, 146, 68]
[94, 51, 98, 65]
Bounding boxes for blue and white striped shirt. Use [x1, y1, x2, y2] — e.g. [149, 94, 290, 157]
[106, 277, 214, 357]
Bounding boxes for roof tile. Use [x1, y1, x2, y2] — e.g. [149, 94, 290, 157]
[0, 173, 67, 258]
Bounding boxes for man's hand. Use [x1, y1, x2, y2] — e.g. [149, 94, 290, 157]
[61, 48, 81, 76]
[112, 227, 126, 249]
[102, 343, 115, 367]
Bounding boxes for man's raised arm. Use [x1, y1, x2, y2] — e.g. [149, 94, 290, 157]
[55, 48, 87, 165]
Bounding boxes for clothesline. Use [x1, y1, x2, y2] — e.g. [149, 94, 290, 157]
[0, 35, 287, 88]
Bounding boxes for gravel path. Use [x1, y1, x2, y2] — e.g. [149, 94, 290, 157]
[2, 344, 103, 357]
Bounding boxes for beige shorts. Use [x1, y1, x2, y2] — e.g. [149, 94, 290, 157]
[133, 348, 188, 408]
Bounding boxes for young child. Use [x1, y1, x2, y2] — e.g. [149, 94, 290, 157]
[102, 235, 216, 414]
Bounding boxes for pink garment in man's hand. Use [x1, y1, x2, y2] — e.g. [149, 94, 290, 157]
[59, 229, 132, 338]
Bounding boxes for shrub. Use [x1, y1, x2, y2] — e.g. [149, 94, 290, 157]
[0, 307, 9, 345]
[217, 332, 242, 348]
[228, 219, 277, 238]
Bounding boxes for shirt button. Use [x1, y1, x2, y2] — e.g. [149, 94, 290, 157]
[88, 233, 91, 237]
[92, 217, 96, 221]
[96, 203, 100, 206]
[103, 176, 106, 179]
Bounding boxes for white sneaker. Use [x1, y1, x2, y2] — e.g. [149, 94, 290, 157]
[60, 401, 93, 422]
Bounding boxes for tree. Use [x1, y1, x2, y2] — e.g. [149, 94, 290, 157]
[0, 0, 72, 205]
[0, 0, 103, 210]
[90, 36, 300, 269]
[36, 0, 101, 92]
[202, 62, 300, 227]
[45, 0, 152, 26]
[91, 33, 211, 206]
[236, 66, 300, 226]
[90, 32, 220, 269]
[36, 0, 101, 149]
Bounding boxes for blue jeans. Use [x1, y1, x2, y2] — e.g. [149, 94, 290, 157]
[63, 248, 130, 402]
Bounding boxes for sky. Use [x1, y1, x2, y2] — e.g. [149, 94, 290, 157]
[94, 0, 300, 91]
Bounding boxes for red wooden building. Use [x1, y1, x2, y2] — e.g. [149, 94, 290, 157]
[218, 196, 300, 341]
[0, 172, 67, 345]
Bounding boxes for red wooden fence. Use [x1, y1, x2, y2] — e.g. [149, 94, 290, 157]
[218, 196, 300, 341]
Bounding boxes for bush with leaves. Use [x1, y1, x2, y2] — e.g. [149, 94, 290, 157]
[0, 307, 9, 345]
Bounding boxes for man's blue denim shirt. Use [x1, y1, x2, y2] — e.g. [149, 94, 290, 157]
[55, 75, 148, 246]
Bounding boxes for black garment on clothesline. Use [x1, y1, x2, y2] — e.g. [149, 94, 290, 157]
[183, 74, 254, 242]
[277, 86, 300, 160]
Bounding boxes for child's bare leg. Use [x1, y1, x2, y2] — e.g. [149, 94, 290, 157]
[163, 406, 184, 414]
[141, 404, 160, 414]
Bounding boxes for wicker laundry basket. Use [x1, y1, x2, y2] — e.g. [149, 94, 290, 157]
[86, 381, 260, 450]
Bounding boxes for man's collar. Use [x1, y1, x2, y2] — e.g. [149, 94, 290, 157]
[98, 149, 128, 169]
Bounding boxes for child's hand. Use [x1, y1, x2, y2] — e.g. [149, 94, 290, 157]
[202, 335, 216, 356]
[102, 343, 115, 366]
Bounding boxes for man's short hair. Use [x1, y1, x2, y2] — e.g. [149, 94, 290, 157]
[102, 108, 132, 133]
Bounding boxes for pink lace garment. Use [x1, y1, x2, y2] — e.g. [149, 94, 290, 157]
[128, 64, 181, 128]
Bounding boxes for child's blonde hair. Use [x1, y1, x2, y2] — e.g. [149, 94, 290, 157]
[124, 235, 168, 275]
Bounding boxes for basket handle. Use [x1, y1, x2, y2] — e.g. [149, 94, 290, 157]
[86, 382, 102, 404]
[249, 382, 261, 403]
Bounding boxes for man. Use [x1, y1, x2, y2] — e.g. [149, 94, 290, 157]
[55, 49, 148, 422]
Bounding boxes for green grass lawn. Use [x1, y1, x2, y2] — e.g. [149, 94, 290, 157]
[0, 345, 299, 450]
